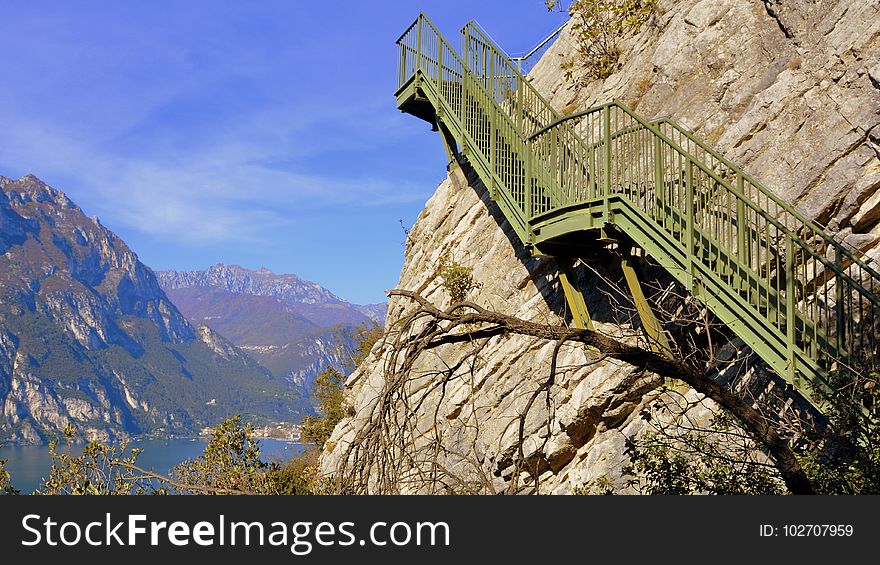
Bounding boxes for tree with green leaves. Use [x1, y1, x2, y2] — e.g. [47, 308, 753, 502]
[1, 446, 19, 495]
[571, 362, 880, 495]
[301, 367, 348, 449]
[169, 416, 273, 494]
[35, 425, 162, 495]
[26, 417, 328, 495]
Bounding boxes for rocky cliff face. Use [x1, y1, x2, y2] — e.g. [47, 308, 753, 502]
[1, 175, 194, 348]
[0, 175, 308, 444]
[320, 0, 880, 493]
[531, 0, 880, 247]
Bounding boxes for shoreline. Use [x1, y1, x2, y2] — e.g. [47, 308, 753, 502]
[0, 436, 307, 448]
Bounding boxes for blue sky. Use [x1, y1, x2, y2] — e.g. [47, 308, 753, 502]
[0, 1, 566, 304]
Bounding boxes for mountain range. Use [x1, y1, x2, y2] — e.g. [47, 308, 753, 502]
[0, 175, 310, 444]
[156, 264, 385, 394]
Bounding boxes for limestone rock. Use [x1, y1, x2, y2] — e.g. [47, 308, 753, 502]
[850, 172, 880, 233]
[538, 0, 880, 231]
[320, 0, 879, 493]
[320, 165, 722, 493]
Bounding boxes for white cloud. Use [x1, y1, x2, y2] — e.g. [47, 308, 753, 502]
[0, 101, 430, 246]
[0, 4, 438, 248]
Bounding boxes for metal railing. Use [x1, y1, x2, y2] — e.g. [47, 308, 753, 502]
[395, 13, 880, 409]
[466, 19, 568, 76]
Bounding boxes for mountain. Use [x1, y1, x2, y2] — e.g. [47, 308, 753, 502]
[157, 264, 386, 326]
[351, 303, 387, 326]
[0, 175, 309, 444]
[156, 264, 385, 396]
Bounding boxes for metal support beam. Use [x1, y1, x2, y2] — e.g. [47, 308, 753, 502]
[620, 256, 673, 358]
[436, 117, 459, 168]
[558, 264, 595, 331]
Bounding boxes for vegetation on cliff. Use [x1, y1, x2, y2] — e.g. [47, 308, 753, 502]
[547, 0, 658, 79]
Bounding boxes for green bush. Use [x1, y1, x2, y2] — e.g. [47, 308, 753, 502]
[797, 368, 880, 494]
[301, 367, 348, 449]
[1, 446, 19, 495]
[25, 418, 324, 495]
[572, 412, 785, 495]
[438, 255, 478, 303]
[336, 321, 383, 373]
[169, 416, 332, 495]
[621, 427, 785, 495]
[36, 425, 161, 495]
[170, 416, 271, 494]
[550, 0, 657, 80]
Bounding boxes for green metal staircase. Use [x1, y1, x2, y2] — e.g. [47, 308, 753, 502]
[395, 14, 880, 411]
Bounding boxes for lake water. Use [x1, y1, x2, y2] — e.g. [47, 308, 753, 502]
[0, 438, 305, 494]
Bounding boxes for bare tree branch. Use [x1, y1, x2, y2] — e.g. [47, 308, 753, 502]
[386, 289, 815, 495]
